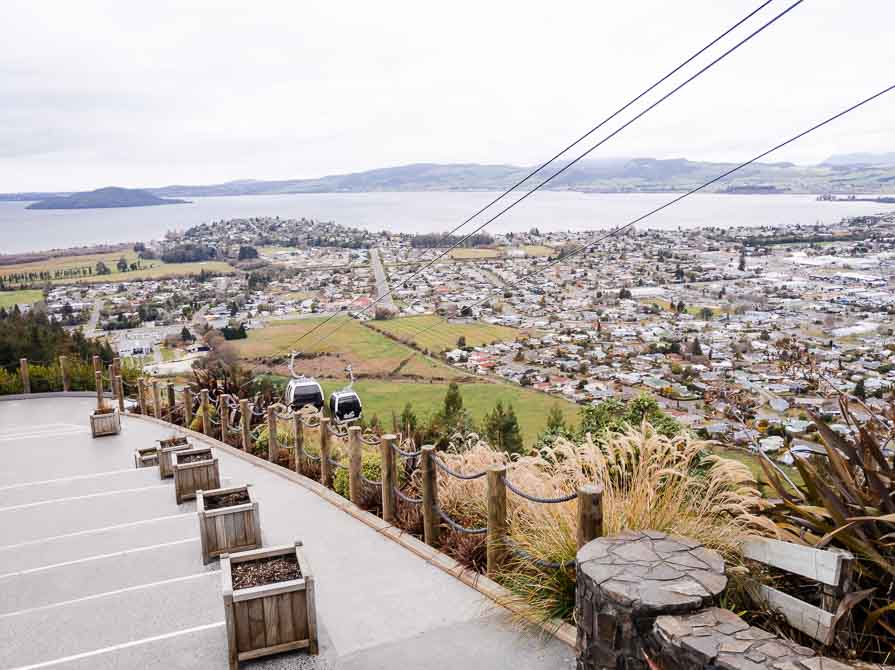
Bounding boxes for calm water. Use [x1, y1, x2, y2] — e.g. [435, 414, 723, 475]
[1, 191, 893, 254]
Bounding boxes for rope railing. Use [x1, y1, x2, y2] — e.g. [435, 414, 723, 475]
[434, 504, 487, 535]
[432, 457, 488, 481]
[361, 432, 381, 446]
[391, 442, 422, 458]
[502, 475, 577, 504]
[304, 450, 321, 463]
[361, 474, 381, 488]
[393, 486, 422, 505]
[328, 422, 349, 438]
[506, 538, 576, 570]
[327, 457, 347, 470]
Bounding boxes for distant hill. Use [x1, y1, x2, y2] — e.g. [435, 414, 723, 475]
[147, 157, 895, 197]
[6, 155, 895, 202]
[26, 187, 189, 210]
[821, 152, 895, 167]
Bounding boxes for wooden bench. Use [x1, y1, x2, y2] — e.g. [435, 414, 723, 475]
[742, 537, 854, 645]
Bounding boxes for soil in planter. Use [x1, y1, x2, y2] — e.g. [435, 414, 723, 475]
[178, 452, 211, 464]
[232, 555, 301, 589]
[160, 437, 189, 447]
[94, 407, 116, 415]
[205, 490, 250, 510]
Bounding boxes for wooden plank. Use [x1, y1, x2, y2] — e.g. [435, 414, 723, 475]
[247, 598, 266, 651]
[291, 589, 308, 641]
[230, 544, 293, 564]
[238, 640, 309, 662]
[742, 538, 850, 586]
[263, 594, 280, 647]
[233, 579, 306, 602]
[234, 600, 251, 653]
[278, 593, 295, 644]
[205, 503, 254, 518]
[747, 581, 834, 642]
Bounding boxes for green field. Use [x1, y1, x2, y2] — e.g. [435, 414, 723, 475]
[0, 289, 44, 308]
[367, 316, 518, 353]
[0, 250, 234, 285]
[320, 379, 579, 448]
[235, 316, 462, 379]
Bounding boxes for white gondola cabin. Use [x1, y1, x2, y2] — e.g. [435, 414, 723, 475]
[285, 352, 324, 411]
[329, 365, 363, 424]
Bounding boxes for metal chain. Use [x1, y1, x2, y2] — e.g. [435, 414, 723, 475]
[432, 457, 488, 481]
[501, 475, 577, 504]
[434, 504, 487, 535]
[506, 538, 575, 570]
[393, 486, 422, 505]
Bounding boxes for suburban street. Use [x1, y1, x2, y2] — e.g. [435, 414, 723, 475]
[369, 248, 394, 309]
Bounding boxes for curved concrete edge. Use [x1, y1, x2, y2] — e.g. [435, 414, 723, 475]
[126, 410, 577, 649]
[0, 391, 113, 402]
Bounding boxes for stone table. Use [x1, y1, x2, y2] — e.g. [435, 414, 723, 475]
[576, 530, 728, 670]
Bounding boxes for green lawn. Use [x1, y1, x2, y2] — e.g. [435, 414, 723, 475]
[320, 379, 579, 449]
[235, 316, 461, 379]
[367, 315, 519, 354]
[0, 289, 43, 308]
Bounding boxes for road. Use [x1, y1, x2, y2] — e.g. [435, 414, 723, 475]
[84, 299, 103, 337]
[369, 247, 395, 309]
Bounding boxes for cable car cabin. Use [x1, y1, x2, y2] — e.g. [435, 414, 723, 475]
[286, 378, 324, 411]
[329, 390, 362, 424]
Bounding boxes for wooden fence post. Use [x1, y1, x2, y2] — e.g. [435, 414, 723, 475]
[240, 399, 251, 452]
[20, 358, 30, 394]
[219, 394, 230, 444]
[183, 387, 193, 428]
[380, 434, 397, 524]
[577, 485, 604, 548]
[294, 414, 305, 475]
[59, 355, 70, 392]
[166, 383, 176, 422]
[92, 355, 101, 374]
[267, 405, 278, 463]
[320, 418, 332, 489]
[137, 379, 146, 415]
[421, 445, 439, 547]
[200, 389, 210, 435]
[152, 380, 162, 419]
[111, 357, 120, 397]
[348, 426, 362, 505]
[487, 465, 507, 577]
[116, 376, 125, 412]
[94, 371, 104, 409]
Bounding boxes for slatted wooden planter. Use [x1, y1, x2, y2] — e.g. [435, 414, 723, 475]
[158, 437, 192, 478]
[89, 408, 120, 438]
[172, 447, 221, 504]
[221, 543, 318, 669]
[134, 447, 159, 468]
[196, 485, 262, 564]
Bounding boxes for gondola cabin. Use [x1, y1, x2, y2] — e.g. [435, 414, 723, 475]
[286, 378, 324, 411]
[329, 389, 362, 424]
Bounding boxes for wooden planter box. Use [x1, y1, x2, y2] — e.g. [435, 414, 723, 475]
[158, 437, 192, 478]
[197, 486, 262, 564]
[172, 447, 221, 504]
[134, 447, 159, 468]
[222, 543, 318, 669]
[89, 409, 120, 438]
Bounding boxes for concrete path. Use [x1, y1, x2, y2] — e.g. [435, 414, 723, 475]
[0, 397, 573, 670]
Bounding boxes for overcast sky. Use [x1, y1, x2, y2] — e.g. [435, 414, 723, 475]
[1, 0, 892, 192]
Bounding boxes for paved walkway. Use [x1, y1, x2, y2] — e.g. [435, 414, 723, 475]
[0, 397, 573, 670]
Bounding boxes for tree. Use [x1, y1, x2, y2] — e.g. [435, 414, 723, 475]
[457, 335, 467, 348]
[618, 287, 632, 300]
[443, 382, 464, 424]
[95, 261, 111, 275]
[676, 300, 686, 314]
[738, 250, 747, 272]
[546, 405, 566, 433]
[238, 246, 259, 260]
[482, 401, 524, 455]
[700, 307, 713, 321]
[180, 326, 194, 342]
[400, 402, 418, 434]
[116, 257, 129, 273]
[854, 378, 866, 400]
[690, 337, 703, 357]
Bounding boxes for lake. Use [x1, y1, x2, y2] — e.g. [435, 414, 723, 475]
[1, 191, 894, 254]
